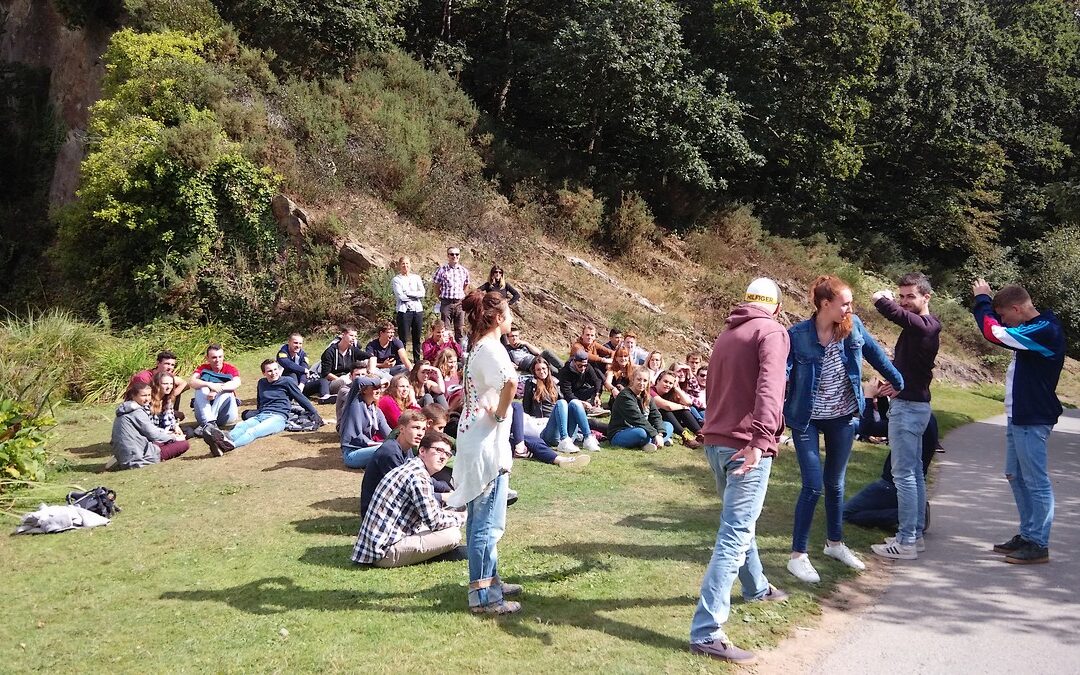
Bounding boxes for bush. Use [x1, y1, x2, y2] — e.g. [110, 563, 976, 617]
[0, 398, 56, 486]
[1026, 226, 1080, 358]
[554, 186, 604, 239]
[606, 192, 658, 255]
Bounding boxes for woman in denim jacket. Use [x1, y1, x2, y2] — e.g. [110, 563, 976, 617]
[785, 276, 904, 583]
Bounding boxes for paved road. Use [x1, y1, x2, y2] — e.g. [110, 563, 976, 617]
[809, 410, 1080, 674]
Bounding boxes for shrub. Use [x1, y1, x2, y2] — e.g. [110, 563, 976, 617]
[1026, 226, 1080, 358]
[0, 398, 56, 486]
[606, 192, 658, 255]
[554, 186, 604, 239]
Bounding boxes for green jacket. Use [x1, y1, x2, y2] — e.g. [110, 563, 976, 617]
[608, 387, 663, 438]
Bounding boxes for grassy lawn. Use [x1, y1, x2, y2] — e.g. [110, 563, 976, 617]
[0, 345, 1005, 673]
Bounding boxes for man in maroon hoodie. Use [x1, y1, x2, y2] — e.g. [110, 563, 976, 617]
[689, 278, 790, 665]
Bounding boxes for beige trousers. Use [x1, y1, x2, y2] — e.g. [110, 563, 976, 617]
[374, 527, 462, 568]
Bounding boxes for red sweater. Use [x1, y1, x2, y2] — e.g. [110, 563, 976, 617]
[702, 305, 790, 457]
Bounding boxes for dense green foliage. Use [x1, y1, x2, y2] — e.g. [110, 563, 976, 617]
[0, 398, 55, 486]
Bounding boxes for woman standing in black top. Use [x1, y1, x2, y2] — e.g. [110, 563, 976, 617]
[478, 264, 522, 306]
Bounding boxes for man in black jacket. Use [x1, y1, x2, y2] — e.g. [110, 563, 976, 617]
[320, 325, 375, 396]
[558, 350, 603, 412]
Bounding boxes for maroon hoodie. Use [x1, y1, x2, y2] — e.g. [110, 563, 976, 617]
[702, 304, 789, 457]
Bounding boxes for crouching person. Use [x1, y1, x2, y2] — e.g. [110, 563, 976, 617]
[111, 381, 188, 469]
[351, 431, 466, 568]
[203, 360, 323, 456]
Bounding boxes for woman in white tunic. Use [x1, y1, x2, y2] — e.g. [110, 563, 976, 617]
[445, 290, 520, 614]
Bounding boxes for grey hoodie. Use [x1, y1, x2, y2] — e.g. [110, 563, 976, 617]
[111, 401, 173, 470]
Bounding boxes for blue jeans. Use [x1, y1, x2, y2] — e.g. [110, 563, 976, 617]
[690, 445, 773, 644]
[466, 472, 509, 608]
[843, 479, 900, 529]
[229, 411, 287, 448]
[342, 443, 381, 469]
[540, 399, 591, 446]
[792, 414, 857, 551]
[508, 403, 557, 463]
[609, 422, 674, 448]
[193, 390, 238, 427]
[1005, 422, 1054, 548]
[888, 399, 931, 545]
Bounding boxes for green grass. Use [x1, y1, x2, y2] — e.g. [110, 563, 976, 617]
[0, 351, 1004, 673]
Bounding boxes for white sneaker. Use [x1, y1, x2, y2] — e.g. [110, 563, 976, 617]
[557, 437, 581, 454]
[786, 553, 821, 583]
[582, 435, 601, 452]
[642, 442, 658, 453]
[823, 542, 866, 570]
[885, 536, 926, 552]
[871, 540, 917, 560]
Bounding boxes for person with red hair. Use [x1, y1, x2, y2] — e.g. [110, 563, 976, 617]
[784, 275, 904, 584]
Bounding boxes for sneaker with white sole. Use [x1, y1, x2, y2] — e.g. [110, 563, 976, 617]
[823, 542, 866, 570]
[885, 536, 926, 552]
[786, 553, 821, 583]
[871, 540, 917, 560]
[582, 435, 601, 452]
[558, 454, 591, 469]
[641, 442, 658, 453]
[556, 437, 580, 454]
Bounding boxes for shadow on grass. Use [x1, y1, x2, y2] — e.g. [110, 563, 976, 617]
[160, 563, 691, 652]
[263, 446, 354, 473]
[309, 497, 358, 513]
[293, 515, 358, 536]
[65, 441, 111, 458]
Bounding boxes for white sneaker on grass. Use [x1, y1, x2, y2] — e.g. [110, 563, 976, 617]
[556, 437, 580, 454]
[641, 442, 658, 453]
[823, 542, 866, 570]
[787, 553, 821, 583]
[885, 536, 926, 552]
[871, 540, 917, 560]
[582, 435, 601, 452]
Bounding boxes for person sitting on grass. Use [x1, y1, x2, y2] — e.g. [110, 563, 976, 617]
[111, 381, 189, 469]
[148, 372, 187, 440]
[511, 401, 591, 469]
[130, 350, 189, 414]
[378, 373, 422, 429]
[359, 410, 431, 518]
[622, 332, 650, 366]
[571, 323, 615, 380]
[604, 347, 634, 403]
[608, 365, 674, 451]
[690, 365, 708, 414]
[644, 350, 665, 383]
[203, 360, 324, 457]
[434, 347, 465, 410]
[603, 327, 624, 353]
[652, 370, 703, 448]
[410, 361, 447, 408]
[477, 264, 522, 306]
[557, 350, 605, 414]
[276, 333, 328, 400]
[320, 325, 375, 397]
[340, 375, 392, 469]
[351, 430, 467, 568]
[522, 358, 601, 453]
[189, 344, 241, 432]
[504, 326, 563, 373]
[366, 321, 412, 377]
[421, 320, 464, 363]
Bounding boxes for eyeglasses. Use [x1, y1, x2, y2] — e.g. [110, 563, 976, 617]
[448, 252, 460, 257]
[429, 445, 453, 458]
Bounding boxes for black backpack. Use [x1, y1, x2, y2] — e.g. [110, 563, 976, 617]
[66, 487, 120, 518]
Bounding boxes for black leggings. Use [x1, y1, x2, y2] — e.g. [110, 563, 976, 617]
[661, 409, 700, 436]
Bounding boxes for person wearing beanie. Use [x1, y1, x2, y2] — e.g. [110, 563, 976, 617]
[689, 277, 790, 666]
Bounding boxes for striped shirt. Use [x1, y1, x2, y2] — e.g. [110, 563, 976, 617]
[432, 263, 470, 300]
[810, 341, 859, 419]
[350, 457, 465, 564]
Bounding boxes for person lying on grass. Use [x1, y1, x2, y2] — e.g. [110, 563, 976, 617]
[351, 430, 466, 568]
[202, 360, 323, 457]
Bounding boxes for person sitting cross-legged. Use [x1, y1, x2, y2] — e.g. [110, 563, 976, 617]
[608, 365, 674, 451]
[203, 360, 323, 457]
[351, 430, 467, 568]
[111, 381, 188, 470]
[366, 321, 412, 377]
[189, 344, 242, 432]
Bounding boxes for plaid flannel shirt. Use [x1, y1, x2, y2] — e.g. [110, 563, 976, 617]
[350, 457, 465, 564]
[432, 264, 470, 300]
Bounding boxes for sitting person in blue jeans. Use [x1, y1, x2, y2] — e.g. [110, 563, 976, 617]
[844, 404, 939, 531]
[607, 365, 673, 451]
[522, 358, 601, 453]
[202, 360, 322, 456]
[339, 375, 392, 469]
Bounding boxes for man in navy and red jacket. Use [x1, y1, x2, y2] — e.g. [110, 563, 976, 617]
[971, 279, 1065, 565]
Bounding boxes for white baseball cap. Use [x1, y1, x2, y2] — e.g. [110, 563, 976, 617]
[745, 277, 781, 306]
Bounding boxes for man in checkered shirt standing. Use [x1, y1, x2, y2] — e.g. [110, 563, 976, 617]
[433, 246, 471, 345]
[350, 431, 465, 568]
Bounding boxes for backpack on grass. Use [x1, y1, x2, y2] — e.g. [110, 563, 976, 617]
[66, 487, 120, 518]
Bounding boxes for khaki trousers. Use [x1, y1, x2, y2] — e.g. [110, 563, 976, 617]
[374, 527, 462, 568]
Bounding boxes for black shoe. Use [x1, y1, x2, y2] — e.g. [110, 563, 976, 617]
[924, 501, 931, 534]
[993, 534, 1027, 554]
[207, 424, 235, 452]
[506, 489, 518, 507]
[1005, 542, 1049, 565]
[202, 425, 223, 457]
[427, 546, 468, 563]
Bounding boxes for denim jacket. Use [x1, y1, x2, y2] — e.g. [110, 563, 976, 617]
[784, 314, 904, 432]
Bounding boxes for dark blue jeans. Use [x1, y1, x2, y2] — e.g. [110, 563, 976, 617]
[843, 479, 898, 529]
[792, 414, 857, 552]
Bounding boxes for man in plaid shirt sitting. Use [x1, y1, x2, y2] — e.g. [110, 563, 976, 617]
[350, 430, 466, 568]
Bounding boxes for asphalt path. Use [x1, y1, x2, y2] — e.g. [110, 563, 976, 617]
[809, 409, 1080, 674]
